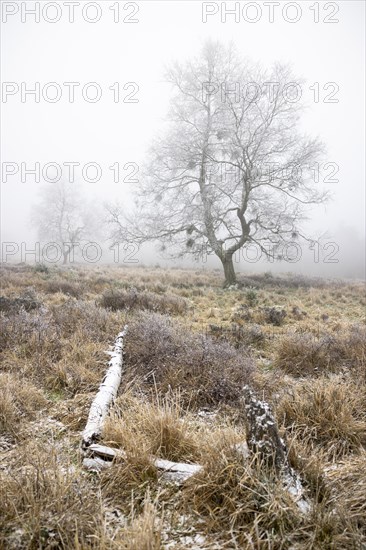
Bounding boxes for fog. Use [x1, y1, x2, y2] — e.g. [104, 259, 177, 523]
[1, 1, 365, 279]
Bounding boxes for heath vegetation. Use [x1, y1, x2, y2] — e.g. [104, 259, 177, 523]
[0, 263, 365, 548]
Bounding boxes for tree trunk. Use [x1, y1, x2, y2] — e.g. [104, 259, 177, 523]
[221, 254, 237, 288]
[242, 385, 310, 514]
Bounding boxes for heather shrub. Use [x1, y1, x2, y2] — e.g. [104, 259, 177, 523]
[291, 305, 308, 320]
[261, 306, 287, 326]
[209, 323, 265, 348]
[231, 304, 253, 322]
[240, 272, 332, 289]
[0, 296, 40, 313]
[33, 263, 49, 274]
[99, 288, 187, 315]
[245, 287, 258, 306]
[125, 312, 254, 407]
[44, 279, 83, 298]
[52, 299, 120, 342]
[0, 306, 61, 359]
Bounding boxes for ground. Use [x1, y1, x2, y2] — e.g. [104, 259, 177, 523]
[0, 263, 365, 549]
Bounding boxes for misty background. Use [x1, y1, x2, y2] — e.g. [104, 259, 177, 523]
[1, 0, 365, 279]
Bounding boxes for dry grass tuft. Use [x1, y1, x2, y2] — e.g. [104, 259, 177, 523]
[103, 391, 200, 462]
[183, 446, 302, 546]
[44, 334, 105, 396]
[101, 451, 158, 512]
[52, 393, 94, 431]
[325, 453, 366, 535]
[112, 491, 162, 550]
[184, 441, 366, 548]
[276, 376, 366, 460]
[275, 325, 366, 377]
[0, 373, 48, 436]
[0, 443, 103, 549]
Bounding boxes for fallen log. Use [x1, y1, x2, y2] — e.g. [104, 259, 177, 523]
[83, 443, 202, 482]
[83, 457, 111, 472]
[82, 327, 128, 449]
[242, 385, 310, 514]
[81, 335, 307, 499]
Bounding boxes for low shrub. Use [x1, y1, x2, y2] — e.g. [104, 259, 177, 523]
[44, 279, 83, 298]
[261, 306, 287, 326]
[245, 287, 258, 306]
[52, 299, 120, 342]
[99, 288, 187, 315]
[0, 289, 40, 313]
[239, 272, 331, 290]
[0, 306, 61, 360]
[124, 312, 254, 408]
[33, 263, 49, 274]
[291, 305, 308, 320]
[209, 323, 265, 348]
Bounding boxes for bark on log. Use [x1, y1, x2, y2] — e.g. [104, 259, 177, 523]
[242, 385, 287, 470]
[242, 385, 310, 513]
[82, 327, 127, 449]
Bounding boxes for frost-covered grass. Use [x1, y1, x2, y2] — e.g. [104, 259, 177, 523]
[0, 263, 365, 548]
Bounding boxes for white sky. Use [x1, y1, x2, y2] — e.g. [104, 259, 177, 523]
[1, 0, 365, 275]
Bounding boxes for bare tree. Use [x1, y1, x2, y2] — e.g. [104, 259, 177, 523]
[32, 180, 94, 264]
[108, 41, 328, 287]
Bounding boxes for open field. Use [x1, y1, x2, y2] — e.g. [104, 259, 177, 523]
[1, 263, 365, 549]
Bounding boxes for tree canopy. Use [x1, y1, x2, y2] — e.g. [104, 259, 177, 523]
[108, 41, 328, 286]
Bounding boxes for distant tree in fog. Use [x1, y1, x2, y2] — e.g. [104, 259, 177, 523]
[108, 41, 328, 287]
[32, 180, 96, 264]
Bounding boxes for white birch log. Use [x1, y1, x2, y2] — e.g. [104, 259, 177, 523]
[82, 327, 128, 448]
[154, 458, 202, 477]
[88, 443, 126, 460]
[83, 457, 111, 472]
[83, 443, 202, 482]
